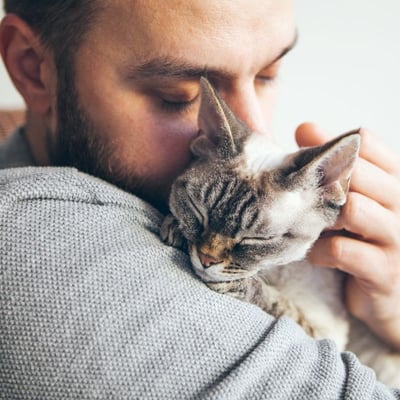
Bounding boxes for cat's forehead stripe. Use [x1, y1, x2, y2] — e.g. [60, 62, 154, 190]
[202, 171, 268, 237]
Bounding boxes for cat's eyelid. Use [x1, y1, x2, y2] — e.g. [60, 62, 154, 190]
[239, 236, 274, 245]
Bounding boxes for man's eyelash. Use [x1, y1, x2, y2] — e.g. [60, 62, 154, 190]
[255, 74, 279, 85]
[160, 95, 199, 114]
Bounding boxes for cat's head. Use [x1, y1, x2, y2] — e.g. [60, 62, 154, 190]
[169, 78, 360, 283]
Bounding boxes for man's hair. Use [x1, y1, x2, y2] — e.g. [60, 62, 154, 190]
[4, 0, 98, 67]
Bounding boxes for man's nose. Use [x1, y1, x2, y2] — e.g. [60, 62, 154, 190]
[223, 85, 268, 134]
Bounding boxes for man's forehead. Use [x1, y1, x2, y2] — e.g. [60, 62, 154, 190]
[90, 0, 295, 77]
[125, 32, 298, 84]
[97, 0, 294, 40]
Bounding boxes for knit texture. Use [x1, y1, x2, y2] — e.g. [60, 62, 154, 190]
[1, 133, 400, 399]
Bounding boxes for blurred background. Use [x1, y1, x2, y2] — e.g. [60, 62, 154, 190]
[272, 0, 400, 150]
[1, 0, 399, 150]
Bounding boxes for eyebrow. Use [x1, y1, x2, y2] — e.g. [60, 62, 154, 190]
[128, 30, 298, 82]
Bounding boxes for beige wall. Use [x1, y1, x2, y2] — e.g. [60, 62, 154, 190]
[272, 0, 400, 150]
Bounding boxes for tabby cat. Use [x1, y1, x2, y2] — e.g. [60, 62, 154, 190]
[161, 77, 400, 386]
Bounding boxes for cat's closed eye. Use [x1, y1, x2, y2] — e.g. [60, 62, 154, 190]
[238, 231, 295, 247]
[239, 236, 276, 246]
[282, 232, 294, 239]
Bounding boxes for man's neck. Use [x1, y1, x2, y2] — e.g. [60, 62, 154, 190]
[25, 112, 51, 166]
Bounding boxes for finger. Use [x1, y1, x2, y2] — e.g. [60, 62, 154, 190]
[332, 192, 400, 245]
[295, 122, 331, 148]
[350, 158, 400, 210]
[308, 235, 390, 292]
[296, 124, 400, 178]
[296, 123, 400, 210]
[345, 277, 400, 323]
[358, 128, 400, 177]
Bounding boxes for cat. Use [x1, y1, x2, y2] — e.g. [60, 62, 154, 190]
[161, 77, 400, 387]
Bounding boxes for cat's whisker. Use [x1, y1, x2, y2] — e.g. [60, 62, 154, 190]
[232, 262, 242, 267]
[227, 266, 243, 270]
[258, 274, 270, 285]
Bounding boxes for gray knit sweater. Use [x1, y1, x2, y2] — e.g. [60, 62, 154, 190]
[1, 131, 399, 399]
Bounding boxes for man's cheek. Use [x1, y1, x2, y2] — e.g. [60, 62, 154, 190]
[157, 111, 199, 138]
[150, 116, 197, 148]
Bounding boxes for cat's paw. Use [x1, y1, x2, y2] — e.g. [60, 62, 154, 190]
[208, 280, 245, 296]
[207, 281, 230, 294]
[160, 214, 186, 250]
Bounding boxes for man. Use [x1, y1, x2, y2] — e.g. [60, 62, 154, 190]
[0, 0, 400, 398]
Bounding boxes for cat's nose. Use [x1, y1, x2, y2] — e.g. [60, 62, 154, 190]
[198, 252, 222, 268]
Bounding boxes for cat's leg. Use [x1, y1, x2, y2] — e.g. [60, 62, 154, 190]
[160, 214, 187, 251]
[208, 278, 318, 338]
[347, 316, 400, 387]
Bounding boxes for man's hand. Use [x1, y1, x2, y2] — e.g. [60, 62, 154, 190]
[296, 122, 400, 350]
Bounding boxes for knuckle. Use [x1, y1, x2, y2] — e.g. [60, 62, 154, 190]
[374, 253, 399, 295]
[390, 222, 400, 247]
[342, 192, 361, 222]
[386, 255, 400, 283]
[392, 183, 400, 208]
[328, 236, 345, 263]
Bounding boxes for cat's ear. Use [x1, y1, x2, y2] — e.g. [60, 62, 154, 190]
[285, 130, 361, 207]
[191, 77, 250, 160]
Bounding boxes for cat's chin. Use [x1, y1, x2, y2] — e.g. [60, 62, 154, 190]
[189, 245, 257, 283]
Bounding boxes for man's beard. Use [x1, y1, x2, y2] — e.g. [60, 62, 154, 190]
[47, 65, 168, 212]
